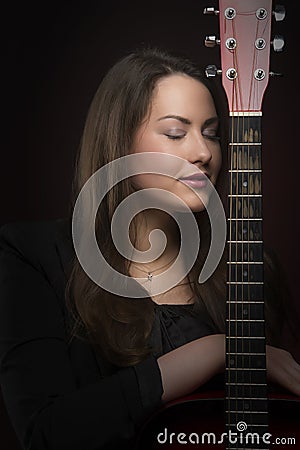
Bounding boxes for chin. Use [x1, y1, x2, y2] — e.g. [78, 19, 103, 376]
[176, 187, 209, 213]
[185, 199, 207, 213]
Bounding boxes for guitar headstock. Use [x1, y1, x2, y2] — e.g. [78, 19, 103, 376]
[204, 1, 285, 114]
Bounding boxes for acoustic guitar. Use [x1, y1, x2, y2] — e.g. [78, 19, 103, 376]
[135, 1, 300, 449]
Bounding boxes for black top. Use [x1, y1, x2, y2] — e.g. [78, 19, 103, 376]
[0, 218, 220, 450]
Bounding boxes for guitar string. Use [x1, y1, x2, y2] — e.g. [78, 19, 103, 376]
[228, 50, 235, 437]
[232, 18, 240, 435]
[228, 19, 235, 440]
[247, 114, 251, 422]
[252, 15, 265, 430]
[232, 28, 237, 439]
[249, 18, 261, 430]
[230, 97, 234, 437]
[233, 47, 239, 441]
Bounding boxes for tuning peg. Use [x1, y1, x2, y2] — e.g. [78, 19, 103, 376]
[205, 65, 222, 78]
[205, 35, 220, 48]
[269, 71, 283, 77]
[203, 7, 219, 16]
[271, 35, 285, 52]
[273, 5, 286, 21]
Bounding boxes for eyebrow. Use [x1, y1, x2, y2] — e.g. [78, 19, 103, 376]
[157, 114, 219, 126]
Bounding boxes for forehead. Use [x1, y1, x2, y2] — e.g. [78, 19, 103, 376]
[150, 74, 216, 119]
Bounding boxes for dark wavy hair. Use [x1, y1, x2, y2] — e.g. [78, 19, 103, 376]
[64, 47, 284, 367]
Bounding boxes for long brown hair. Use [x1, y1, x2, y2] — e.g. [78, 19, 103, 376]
[65, 47, 283, 367]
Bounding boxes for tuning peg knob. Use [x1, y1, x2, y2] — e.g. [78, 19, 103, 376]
[272, 35, 285, 52]
[269, 71, 283, 77]
[273, 5, 286, 21]
[203, 7, 219, 15]
[205, 35, 220, 48]
[205, 65, 222, 78]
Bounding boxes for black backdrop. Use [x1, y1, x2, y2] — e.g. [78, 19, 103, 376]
[1, 1, 299, 448]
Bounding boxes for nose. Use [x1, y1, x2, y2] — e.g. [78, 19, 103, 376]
[187, 134, 213, 166]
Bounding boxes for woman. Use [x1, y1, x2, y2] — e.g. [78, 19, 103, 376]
[0, 47, 299, 450]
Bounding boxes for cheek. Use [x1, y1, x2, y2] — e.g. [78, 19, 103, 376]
[132, 129, 179, 156]
[131, 131, 160, 154]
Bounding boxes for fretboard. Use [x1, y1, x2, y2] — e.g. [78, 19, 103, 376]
[225, 115, 268, 442]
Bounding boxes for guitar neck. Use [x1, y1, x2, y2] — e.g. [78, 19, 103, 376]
[226, 114, 268, 433]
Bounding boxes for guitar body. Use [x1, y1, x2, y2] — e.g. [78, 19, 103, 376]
[136, 392, 300, 449]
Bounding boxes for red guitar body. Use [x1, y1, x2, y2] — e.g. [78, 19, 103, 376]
[136, 391, 300, 449]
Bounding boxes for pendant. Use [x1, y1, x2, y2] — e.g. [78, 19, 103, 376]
[147, 272, 153, 282]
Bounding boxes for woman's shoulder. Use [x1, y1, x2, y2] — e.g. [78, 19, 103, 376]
[0, 217, 74, 289]
[0, 216, 70, 243]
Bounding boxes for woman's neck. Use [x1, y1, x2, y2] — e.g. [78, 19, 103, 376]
[128, 209, 197, 304]
[130, 209, 180, 268]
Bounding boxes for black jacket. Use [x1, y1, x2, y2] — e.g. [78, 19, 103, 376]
[0, 218, 164, 450]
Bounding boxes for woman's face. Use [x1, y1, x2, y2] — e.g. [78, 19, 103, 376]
[130, 74, 222, 212]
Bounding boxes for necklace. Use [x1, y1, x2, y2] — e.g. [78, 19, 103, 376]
[131, 252, 177, 282]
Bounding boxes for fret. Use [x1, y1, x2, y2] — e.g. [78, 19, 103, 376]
[226, 336, 265, 339]
[226, 368, 266, 371]
[225, 423, 268, 427]
[229, 169, 262, 172]
[226, 383, 266, 386]
[227, 218, 262, 221]
[227, 262, 263, 264]
[230, 142, 262, 146]
[228, 195, 262, 197]
[228, 241, 263, 244]
[226, 352, 265, 355]
[225, 410, 268, 414]
[227, 397, 268, 400]
[227, 301, 264, 303]
[227, 282, 264, 284]
[229, 112, 262, 116]
[226, 319, 265, 322]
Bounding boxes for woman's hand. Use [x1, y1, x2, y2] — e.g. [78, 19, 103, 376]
[266, 345, 300, 397]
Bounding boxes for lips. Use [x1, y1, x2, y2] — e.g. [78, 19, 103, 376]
[178, 172, 209, 189]
[179, 172, 209, 181]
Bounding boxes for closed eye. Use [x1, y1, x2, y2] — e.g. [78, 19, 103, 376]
[202, 129, 220, 141]
[164, 134, 186, 140]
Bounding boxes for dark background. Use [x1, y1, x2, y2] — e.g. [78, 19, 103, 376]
[1, 1, 299, 448]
